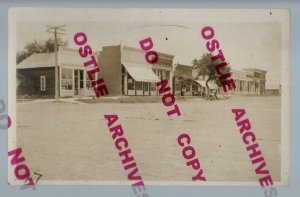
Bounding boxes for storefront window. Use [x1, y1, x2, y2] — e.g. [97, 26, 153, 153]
[80, 70, 84, 88]
[175, 78, 181, 91]
[128, 73, 134, 90]
[143, 82, 149, 91]
[136, 81, 143, 90]
[151, 83, 156, 91]
[165, 71, 170, 80]
[159, 70, 164, 79]
[86, 72, 91, 90]
[62, 68, 73, 90]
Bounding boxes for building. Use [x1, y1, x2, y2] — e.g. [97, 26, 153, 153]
[231, 68, 267, 95]
[173, 64, 196, 96]
[98, 45, 174, 96]
[194, 76, 219, 96]
[17, 44, 268, 98]
[265, 84, 281, 96]
[243, 68, 267, 95]
[17, 48, 97, 98]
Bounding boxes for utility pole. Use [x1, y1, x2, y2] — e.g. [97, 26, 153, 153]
[46, 25, 66, 101]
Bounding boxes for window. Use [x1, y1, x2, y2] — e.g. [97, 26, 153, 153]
[80, 70, 84, 88]
[165, 71, 170, 80]
[136, 81, 143, 90]
[62, 68, 73, 90]
[40, 76, 46, 91]
[158, 69, 163, 79]
[86, 72, 92, 90]
[254, 72, 260, 78]
[151, 83, 156, 91]
[143, 82, 149, 91]
[127, 73, 134, 90]
[175, 78, 181, 91]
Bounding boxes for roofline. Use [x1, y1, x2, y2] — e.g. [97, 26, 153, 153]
[174, 63, 193, 70]
[17, 66, 55, 69]
[121, 45, 174, 58]
[243, 68, 267, 73]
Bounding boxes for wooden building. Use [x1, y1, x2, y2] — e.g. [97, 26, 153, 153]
[173, 63, 204, 96]
[98, 45, 174, 96]
[17, 48, 97, 98]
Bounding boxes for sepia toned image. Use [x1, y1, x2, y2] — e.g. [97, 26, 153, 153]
[8, 8, 290, 186]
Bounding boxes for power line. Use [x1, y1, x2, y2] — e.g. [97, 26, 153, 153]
[46, 25, 66, 101]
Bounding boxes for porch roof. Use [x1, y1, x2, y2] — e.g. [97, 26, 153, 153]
[122, 62, 160, 83]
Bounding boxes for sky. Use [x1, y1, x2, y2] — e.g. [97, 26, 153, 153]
[16, 20, 282, 88]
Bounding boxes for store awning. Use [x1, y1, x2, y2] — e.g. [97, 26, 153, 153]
[195, 80, 219, 90]
[122, 62, 160, 83]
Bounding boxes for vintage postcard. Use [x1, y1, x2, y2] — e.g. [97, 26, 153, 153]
[8, 8, 290, 188]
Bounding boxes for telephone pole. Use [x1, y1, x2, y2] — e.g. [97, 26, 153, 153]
[46, 25, 66, 101]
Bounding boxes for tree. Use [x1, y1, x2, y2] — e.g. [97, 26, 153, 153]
[192, 53, 231, 94]
[16, 38, 67, 64]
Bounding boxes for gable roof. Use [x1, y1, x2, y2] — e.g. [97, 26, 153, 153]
[17, 53, 55, 69]
[17, 48, 99, 69]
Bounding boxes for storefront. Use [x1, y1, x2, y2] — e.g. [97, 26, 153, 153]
[195, 79, 219, 96]
[98, 45, 174, 96]
[173, 64, 195, 96]
[17, 48, 96, 98]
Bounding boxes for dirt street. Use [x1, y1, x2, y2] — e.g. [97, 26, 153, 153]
[16, 96, 281, 183]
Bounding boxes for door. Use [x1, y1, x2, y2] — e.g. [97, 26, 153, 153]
[74, 70, 84, 96]
[143, 82, 150, 96]
[79, 70, 84, 95]
[74, 70, 79, 95]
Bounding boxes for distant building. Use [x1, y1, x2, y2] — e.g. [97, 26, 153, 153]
[265, 84, 281, 96]
[173, 64, 196, 96]
[17, 48, 97, 98]
[231, 68, 267, 95]
[194, 77, 219, 96]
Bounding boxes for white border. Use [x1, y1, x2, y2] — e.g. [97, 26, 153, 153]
[8, 8, 290, 186]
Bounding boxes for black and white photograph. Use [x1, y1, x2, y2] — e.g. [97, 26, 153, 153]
[8, 8, 290, 186]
